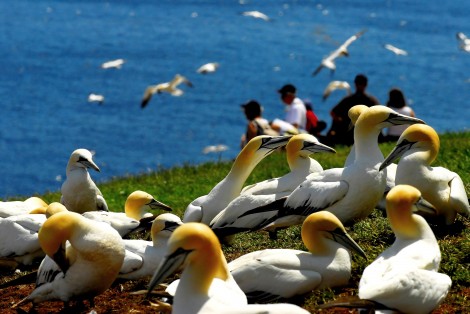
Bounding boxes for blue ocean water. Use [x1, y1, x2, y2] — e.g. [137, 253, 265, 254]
[0, 0, 469, 198]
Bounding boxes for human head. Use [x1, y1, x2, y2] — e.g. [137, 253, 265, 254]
[278, 84, 296, 105]
[241, 100, 262, 120]
[387, 88, 406, 108]
[354, 74, 368, 92]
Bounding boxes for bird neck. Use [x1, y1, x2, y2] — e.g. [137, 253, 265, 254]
[353, 125, 383, 163]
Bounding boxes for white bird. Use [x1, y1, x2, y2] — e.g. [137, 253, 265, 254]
[358, 185, 451, 314]
[0, 203, 66, 267]
[228, 106, 425, 232]
[228, 211, 366, 303]
[210, 135, 336, 239]
[60, 148, 109, 213]
[322, 80, 351, 101]
[380, 124, 470, 224]
[241, 11, 270, 22]
[197, 62, 220, 74]
[182, 135, 291, 225]
[312, 29, 367, 76]
[82, 190, 172, 237]
[203, 144, 229, 154]
[118, 213, 182, 280]
[17, 207, 125, 308]
[141, 74, 193, 108]
[100, 58, 125, 69]
[0, 197, 48, 218]
[146, 222, 308, 314]
[384, 43, 408, 56]
[456, 32, 470, 52]
[87, 93, 104, 105]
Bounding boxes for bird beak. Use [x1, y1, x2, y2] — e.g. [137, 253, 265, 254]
[147, 248, 191, 298]
[386, 112, 425, 127]
[259, 135, 292, 151]
[329, 228, 367, 259]
[414, 197, 438, 215]
[78, 157, 100, 172]
[302, 141, 336, 154]
[148, 199, 173, 212]
[52, 244, 70, 274]
[163, 221, 183, 232]
[379, 139, 416, 171]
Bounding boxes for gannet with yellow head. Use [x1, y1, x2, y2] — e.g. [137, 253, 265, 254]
[380, 124, 470, 224]
[228, 211, 366, 303]
[0, 197, 48, 218]
[182, 135, 291, 225]
[60, 148, 108, 213]
[147, 222, 309, 314]
[83, 190, 172, 237]
[21, 205, 125, 307]
[359, 185, 451, 314]
[118, 213, 182, 280]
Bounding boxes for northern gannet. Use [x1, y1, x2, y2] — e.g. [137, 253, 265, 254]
[141, 74, 193, 108]
[227, 106, 425, 232]
[380, 124, 470, 224]
[203, 144, 229, 154]
[210, 136, 336, 238]
[322, 80, 351, 101]
[197, 62, 219, 74]
[0, 196, 48, 218]
[182, 135, 291, 225]
[87, 93, 104, 105]
[60, 148, 108, 213]
[147, 223, 308, 314]
[312, 29, 367, 76]
[241, 11, 270, 22]
[456, 32, 470, 52]
[384, 43, 408, 56]
[358, 185, 451, 314]
[83, 190, 172, 237]
[100, 58, 125, 69]
[228, 211, 366, 303]
[118, 213, 182, 280]
[20, 207, 125, 308]
[0, 203, 66, 266]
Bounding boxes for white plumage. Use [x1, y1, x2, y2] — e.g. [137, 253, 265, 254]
[0, 197, 48, 218]
[141, 74, 193, 108]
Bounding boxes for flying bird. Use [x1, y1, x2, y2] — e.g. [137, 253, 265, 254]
[197, 62, 220, 74]
[203, 144, 229, 154]
[312, 29, 367, 76]
[322, 80, 351, 101]
[456, 32, 470, 52]
[141, 74, 193, 108]
[241, 11, 270, 22]
[88, 93, 104, 105]
[101, 58, 125, 69]
[384, 44, 408, 56]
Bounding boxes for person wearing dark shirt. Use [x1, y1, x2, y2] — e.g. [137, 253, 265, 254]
[326, 74, 380, 146]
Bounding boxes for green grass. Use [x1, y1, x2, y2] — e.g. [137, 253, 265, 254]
[12, 131, 470, 312]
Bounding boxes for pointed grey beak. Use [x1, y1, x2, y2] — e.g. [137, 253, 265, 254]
[414, 197, 438, 215]
[302, 141, 336, 154]
[379, 139, 416, 171]
[147, 248, 191, 298]
[259, 135, 292, 151]
[329, 228, 367, 259]
[163, 220, 183, 232]
[78, 157, 100, 172]
[386, 112, 425, 127]
[148, 198, 172, 212]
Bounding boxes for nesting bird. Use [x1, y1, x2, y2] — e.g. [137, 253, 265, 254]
[228, 211, 366, 303]
[0, 196, 48, 218]
[380, 124, 470, 224]
[82, 190, 173, 237]
[141, 74, 193, 108]
[182, 135, 291, 225]
[60, 148, 108, 213]
[358, 185, 451, 314]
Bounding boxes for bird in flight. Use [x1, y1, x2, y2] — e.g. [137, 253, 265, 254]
[312, 29, 367, 76]
[141, 74, 193, 109]
[197, 62, 219, 74]
[241, 11, 270, 22]
[88, 93, 105, 105]
[456, 32, 470, 52]
[322, 81, 351, 101]
[101, 59, 125, 69]
[203, 144, 229, 154]
[384, 44, 408, 56]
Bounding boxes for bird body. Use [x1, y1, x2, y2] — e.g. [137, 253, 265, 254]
[197, 62, 219, 74]
[100, 58, 125, 69]
[60, 149, 108, 213]
[228, 211, 366, 303]
[0, 197, 48, 218]
[141, 74, 193, 108]
[24, 209, 125, 305]
[82, 190, 172, 237]
[380, 124, 470, 224]
[322, 80, 351, 101]
[87, 93, 104, 104]
[313, 29, 366, 76]
[182, 135, 291, 225]
[456, 32, 470, 52]
[359, 185, 451, 314]
[241, 11, 270, 21]
[384, 44, 408, 56]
